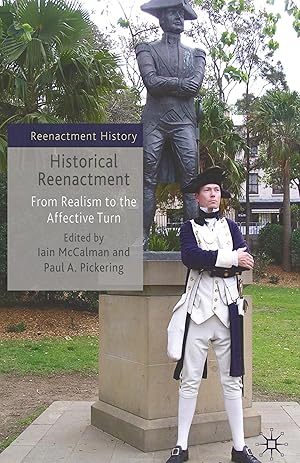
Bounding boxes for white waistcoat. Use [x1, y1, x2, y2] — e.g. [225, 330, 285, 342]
[187, 218, 239, 328]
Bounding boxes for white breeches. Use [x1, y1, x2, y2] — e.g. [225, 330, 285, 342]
[179, 315, 243, 400]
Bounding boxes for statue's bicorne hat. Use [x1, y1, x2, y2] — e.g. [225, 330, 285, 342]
[182, 166, 232, 198]
[141, 0, 197, 20]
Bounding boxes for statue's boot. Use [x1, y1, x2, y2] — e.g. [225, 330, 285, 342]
[143, 185, 156, 250]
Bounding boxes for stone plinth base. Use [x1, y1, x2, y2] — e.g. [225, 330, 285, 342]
[91, 255, 261, 452]
[91, 400, 261, 452]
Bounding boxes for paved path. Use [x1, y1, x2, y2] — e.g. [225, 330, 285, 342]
[0, 401, 299, 462]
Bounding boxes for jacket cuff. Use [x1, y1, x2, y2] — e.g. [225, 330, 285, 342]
[232, 250, 238, 267]
[216, 249, 235, 268]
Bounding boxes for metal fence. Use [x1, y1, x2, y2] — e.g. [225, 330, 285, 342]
[236, 222, 263, 235]
[155, 214, 264, 236]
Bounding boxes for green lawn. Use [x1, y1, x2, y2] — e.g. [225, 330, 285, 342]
[0, 335, 98, 375]
[245, 285, 300, 400]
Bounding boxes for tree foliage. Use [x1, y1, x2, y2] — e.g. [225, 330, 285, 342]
[0, 0, 123, 169]
[191, 0, 287, 102]
[267, 0, 300, 36]
[258, 223, 283, 264]
[251, 90, 300, 159]
[104, 88, 142, 123]
[199, 91, 246, 197]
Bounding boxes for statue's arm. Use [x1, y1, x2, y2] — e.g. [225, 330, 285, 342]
[135, 43, 182, 96]
[180, 48, 206, 96]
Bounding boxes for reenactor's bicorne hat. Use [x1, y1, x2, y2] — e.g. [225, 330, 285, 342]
[141, 0, 197, 20]
[182, 166, 232, 198]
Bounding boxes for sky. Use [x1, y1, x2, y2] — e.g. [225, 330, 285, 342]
[84, 0, 300, 98]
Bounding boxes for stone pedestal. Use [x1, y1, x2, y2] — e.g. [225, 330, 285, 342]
[91, 253, 261, 451]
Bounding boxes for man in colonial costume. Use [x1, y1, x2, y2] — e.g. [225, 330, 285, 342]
[136, 0, 206, 247]
[166, 167, 261, 463]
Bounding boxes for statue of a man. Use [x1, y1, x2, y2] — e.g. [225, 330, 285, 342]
[136, 0, 206, 248]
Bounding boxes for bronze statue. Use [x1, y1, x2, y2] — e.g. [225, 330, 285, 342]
[136, 0, 206, 248]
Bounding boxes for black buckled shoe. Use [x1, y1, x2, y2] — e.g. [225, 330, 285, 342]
[166, 445, 189, 463]
[232, 446, 262, 463]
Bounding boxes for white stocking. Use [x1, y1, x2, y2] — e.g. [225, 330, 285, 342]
[176, 395, 197, 451]
[224, 396, 245, 451]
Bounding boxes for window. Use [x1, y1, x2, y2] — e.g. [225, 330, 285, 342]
[249, 173, 258, 194]
[272, 185, 284, 194]
[251, 213, 259, 222]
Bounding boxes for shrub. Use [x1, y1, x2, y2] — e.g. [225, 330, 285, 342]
[253, 252, 272, 281]
[258, 223, 283, 264]
[165, 228, 180, 250]
[148, 233, 169, 251]
[0, 289, 99, 311]
[268, 274, 280, 284]
[148, 227, 181, 251]
[6, 322, 26, 333]
[21, 290, 99, 311]
[291, 228, 300, 270]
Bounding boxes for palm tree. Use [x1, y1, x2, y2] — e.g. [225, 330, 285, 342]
[250, 89, 300, 271]
[199, 92, 246, 197]
[0, 0, 123, 169]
